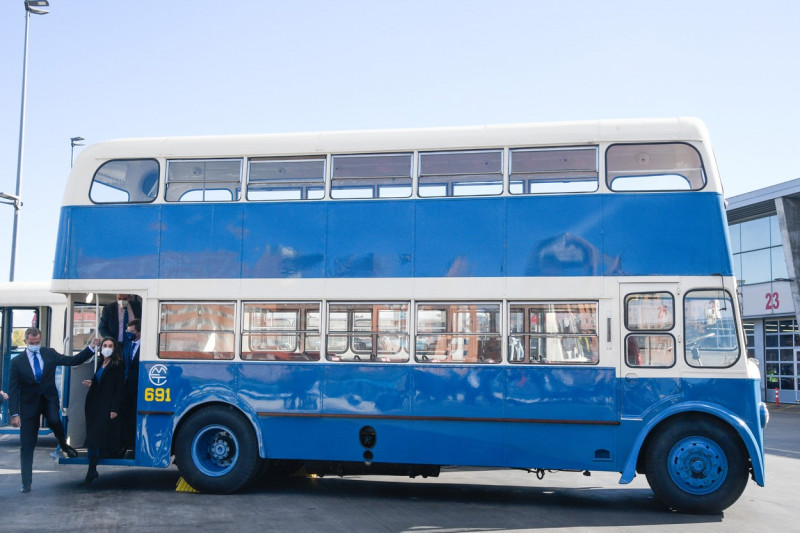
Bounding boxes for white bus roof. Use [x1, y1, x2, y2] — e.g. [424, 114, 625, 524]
[0, 281, 66, 307]
[65, 117, 716, 206]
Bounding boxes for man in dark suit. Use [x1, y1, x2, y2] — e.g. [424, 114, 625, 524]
[120, 318, 141, 456]
[99, 294, 141, 342]
[8, 327, 99, 493]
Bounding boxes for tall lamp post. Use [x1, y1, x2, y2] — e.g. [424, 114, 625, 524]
[71, 136, 85, 167]
[6, 0, 50, 282]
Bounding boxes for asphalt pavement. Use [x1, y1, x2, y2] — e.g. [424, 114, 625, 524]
[0, 403, 797, 532]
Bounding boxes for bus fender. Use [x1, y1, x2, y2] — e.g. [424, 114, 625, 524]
[618, 401, 765, 486]
[170, 389, 266, 459]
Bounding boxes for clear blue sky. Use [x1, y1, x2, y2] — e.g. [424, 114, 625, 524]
[1, 0, 798, 282]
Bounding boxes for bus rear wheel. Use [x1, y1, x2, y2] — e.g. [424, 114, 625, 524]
[645, 417, 749, 514]
[175, 406, 260, 494]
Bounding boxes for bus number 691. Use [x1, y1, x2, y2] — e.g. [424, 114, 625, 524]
[144, 387, 171, 402]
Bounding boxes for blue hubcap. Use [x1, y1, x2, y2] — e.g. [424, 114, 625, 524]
[191, 424, 240, 477]
[667, 436, 728, 495]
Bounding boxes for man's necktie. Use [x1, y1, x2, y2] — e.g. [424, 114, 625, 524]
[123, 307, 129, 332]
[33, 354, 42, 383]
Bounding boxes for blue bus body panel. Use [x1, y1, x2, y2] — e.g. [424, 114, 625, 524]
[53, 193, 732, 280]
[411, 366, 506, 465]
[320, 365, 414, 462]
[506, 195, 607, 276]
[505, 366, 618, 421]
[55, 205, 162, 279]
[239, 363, 324, 459]
[618, 375, 766, 485]
[600, 193, 731, 276]
[159, 204, 244, 278]
[416, 199, 507, 277]
[327, 201, 415, 277]
[136, 361, 762, 483]
[242, 202, 327, 278]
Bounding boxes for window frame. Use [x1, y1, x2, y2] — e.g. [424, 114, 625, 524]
[158, 301, 236, 360]
[624, 291, 675, 332]
[326, 302, 410, 363]
[240, 301, 321, 361]
[605, 142, 707, 192]
[415, 302, 502, 364]
[89, 158, 160, 205]
[330, 153, 413, 200]
[625, 333, 677, 368]
[165, 158, 243, 203]
[683, 289, 741, 368]
[623, 291, 677, 368]
[246, 156, 326, 202]
[417, 149, 504, 198]
[509, 146, 599, 195]
[507, 301, 599, 365]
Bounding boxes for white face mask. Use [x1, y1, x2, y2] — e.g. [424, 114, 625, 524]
[118, 299, 129, 308]
[101, 347, 114, 357]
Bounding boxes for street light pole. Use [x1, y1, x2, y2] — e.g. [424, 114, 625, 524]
[71, 136, 85, 167]
[8, 0, 49, 282]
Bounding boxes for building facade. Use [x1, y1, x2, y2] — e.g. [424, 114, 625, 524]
[727, 179, 800, 404]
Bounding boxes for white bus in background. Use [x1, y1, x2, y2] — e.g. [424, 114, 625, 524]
[0, 281, 97, 441]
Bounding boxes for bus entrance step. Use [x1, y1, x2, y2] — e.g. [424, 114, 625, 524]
[52, 450, 136, 467]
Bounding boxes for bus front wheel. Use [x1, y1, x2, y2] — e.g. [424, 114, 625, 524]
[644, 417, 749, 514]
[175, 406, 260, 494]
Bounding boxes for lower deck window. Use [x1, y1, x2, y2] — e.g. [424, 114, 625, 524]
[241, 303, 320, 361]
[508, 302, 598, 364]
[326, 303, 409, 362]
[684, 290, 739, 367]
[158, 302, 235, 360]
[626, 334, 675, 367]
[415, 303, 501, 363]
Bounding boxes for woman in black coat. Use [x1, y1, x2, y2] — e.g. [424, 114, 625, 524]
[80, 336, 125, 486]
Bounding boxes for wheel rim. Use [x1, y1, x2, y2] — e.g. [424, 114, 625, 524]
[667, 435, 728, 495]
[191, 424, 240, 477]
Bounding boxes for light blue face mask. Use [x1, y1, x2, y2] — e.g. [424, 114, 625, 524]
[28, 345, 41, 354]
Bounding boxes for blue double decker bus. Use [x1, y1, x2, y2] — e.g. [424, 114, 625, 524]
[53, 118, 767, 513]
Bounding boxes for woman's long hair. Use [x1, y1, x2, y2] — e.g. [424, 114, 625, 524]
[98, 336, 123, 366]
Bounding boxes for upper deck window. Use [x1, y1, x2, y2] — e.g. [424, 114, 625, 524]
[418, 150, 503, 197]
[331, 153, 412, 199]
[248, 157, 325, 201]
[606, 143, 706, 191]
[89, 159, 159, 204]
[166, 159, 242, 202]
[510, 147, 598, 194]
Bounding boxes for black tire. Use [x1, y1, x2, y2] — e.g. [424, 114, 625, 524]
[645, 417, 749, 514]
[175, 406, 261, 494]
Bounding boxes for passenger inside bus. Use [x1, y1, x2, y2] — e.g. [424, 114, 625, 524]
[99, 294, 141, 343]
[626, 336, 642, 366]
[120, 319, 141, 457]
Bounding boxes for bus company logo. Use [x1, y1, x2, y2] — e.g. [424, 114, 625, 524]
[148, 364, 168, 386]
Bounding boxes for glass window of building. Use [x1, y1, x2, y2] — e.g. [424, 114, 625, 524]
[764, 318, 798, 392]
[730, 215, 786, 285]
